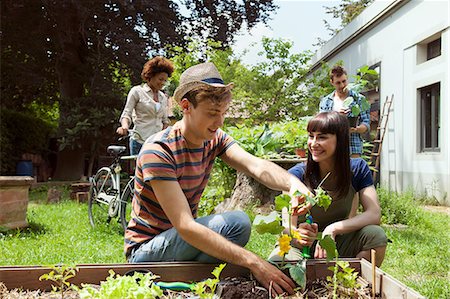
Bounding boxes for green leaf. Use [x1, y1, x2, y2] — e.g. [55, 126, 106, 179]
[212, 263, 226, 279]
[314, 187, 332, 211]
[274, 194, 291, 211]
[289, 259, 307, 289]
[360, 97, 370, 111]
[319, 235, 337, 261]
[342, 97, 354, 108]
[351, 105, 360, 116]
[252, 211, 283, 235]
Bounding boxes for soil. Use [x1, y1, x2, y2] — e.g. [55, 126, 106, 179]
[1, 276, 375, 299]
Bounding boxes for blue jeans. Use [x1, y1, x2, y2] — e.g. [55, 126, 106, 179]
[128, 211, 251, 263]
[129, 139, 143, 156]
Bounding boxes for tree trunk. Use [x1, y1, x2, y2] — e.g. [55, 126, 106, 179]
[51, 5, 88, 181]
[214, 160, 301, 213]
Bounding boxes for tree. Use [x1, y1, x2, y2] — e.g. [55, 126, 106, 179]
[315, 0, 374, 46]
[233, 38, 313, 123]
[1, 0, 277, 179]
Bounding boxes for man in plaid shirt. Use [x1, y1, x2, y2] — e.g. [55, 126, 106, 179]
[319, 65, 370, 157]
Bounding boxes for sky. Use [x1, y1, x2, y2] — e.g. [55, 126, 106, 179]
[233, 0, 342, 65]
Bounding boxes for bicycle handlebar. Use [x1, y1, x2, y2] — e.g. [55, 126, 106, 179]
[118, 128, 143, 142]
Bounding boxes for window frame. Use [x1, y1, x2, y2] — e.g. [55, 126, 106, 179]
[419, 82, 440, 152]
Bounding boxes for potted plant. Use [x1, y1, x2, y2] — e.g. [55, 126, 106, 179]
[342, 65, 378, 127]
[293, 134, 308, 158]
[342, 95, 370, 127]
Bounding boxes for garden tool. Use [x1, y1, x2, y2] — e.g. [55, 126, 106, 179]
[302, 214, 313, 258]
[154, 281, 195, 291]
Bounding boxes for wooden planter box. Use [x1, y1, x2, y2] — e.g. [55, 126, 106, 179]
[0, 176, 34, 229]
[0, 259, 424, 298]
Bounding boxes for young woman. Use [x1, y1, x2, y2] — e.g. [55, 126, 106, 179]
[117, 56, 174, 155]
[269, 111, 387, 266]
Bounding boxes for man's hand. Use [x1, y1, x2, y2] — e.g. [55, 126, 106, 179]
[339, 107, 350, 115]
[251, 259, 296, 297]
[290, 192, 313, 216]
[291, 222, 318, 248]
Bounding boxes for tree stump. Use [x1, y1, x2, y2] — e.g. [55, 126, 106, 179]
[47, 187, 62, 203]
[215, 159, 304, 213]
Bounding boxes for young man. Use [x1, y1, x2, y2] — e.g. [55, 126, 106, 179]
[124, 62, 315, 296]
[319, 65, 370, 157]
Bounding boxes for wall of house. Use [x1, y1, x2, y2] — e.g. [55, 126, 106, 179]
[310, 0, 450, 204]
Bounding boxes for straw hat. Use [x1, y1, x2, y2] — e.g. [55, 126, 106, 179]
[173, 62, 233, 103]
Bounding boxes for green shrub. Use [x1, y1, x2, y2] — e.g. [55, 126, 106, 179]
[0, 109, 56, 175]
[378, 188, 422, 226]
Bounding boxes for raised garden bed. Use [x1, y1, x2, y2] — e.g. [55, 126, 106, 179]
[0, 259, 424, 298]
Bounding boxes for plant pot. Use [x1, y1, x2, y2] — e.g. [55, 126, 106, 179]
[348, 116, 359, 128]
[295, 148, 307, 158]
[0, 176, 34, 229]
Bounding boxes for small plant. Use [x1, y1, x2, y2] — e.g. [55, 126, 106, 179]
[342, 65, 378, 117]
[191, 263, 226, 299]
[253, 174, 336, 289]
[327, 260, 360, 298]
[342, 95, 370, 117]
[39, 264, 78, 299]
[78, 270, 163, 299]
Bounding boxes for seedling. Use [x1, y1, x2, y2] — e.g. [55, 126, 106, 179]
[253, 173, 337, 289]
[39, 264, 78, 299]
[78, 270, 163, 299]
[191, 263, 226, 299]
[327, 260, 360, 298]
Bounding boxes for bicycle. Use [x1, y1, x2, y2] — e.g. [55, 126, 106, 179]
[88, 130, 140, 231]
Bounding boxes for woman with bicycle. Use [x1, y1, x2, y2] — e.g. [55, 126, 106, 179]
[117, 56, 175, 155]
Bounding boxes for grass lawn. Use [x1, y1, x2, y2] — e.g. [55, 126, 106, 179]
[0, 186, 449, 298]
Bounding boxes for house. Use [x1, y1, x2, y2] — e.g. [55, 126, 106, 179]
[309, 0, 449, 204]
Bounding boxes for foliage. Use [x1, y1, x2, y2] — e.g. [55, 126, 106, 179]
[234, 38, 314, 123]
[378, 188, 422, 226]
[302, 61, 335, 112]
[253, 183, 335, 288]
[1, 0, 277, 178]
[39, 264, 78, 298]
[225, 119, 309, 158]
[191, 263, 226, 299]
[342, 65, 377, 117]
[327, 260, 360, 297]
[78, 270, 163, 299]
[320, 0, 375, 41]
[0, 109, 56, 175]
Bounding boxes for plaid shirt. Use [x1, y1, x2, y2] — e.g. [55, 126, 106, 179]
[319, 90, 370, 155]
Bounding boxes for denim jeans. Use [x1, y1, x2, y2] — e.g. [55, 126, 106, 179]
[129, 138, 143, 156]
[128, 211, 251, 263]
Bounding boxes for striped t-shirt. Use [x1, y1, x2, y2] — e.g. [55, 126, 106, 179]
[124, 121, 235, 257]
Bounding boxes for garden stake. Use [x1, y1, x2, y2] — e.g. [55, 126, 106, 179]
[371, 249, 377, 298]
[302, 214, 313, 258]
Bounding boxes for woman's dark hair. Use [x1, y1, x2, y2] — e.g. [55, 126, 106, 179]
[141, 56, 174, 82]
[304, 111, 351, 199]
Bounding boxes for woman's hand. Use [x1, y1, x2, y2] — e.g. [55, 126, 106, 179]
[290, 192, 313, 216]
[314, 223, 337, 259]
[291, 222, 318, 248]
[116, 126, 128, 136]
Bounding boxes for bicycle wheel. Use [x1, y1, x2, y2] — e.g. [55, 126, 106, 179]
[89, 168, 117, 227]
[119, 177, 134, 230]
